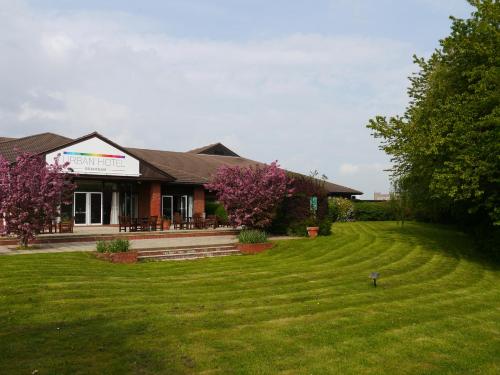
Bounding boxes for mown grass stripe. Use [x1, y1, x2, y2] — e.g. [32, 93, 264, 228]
[0, 221, 498, 374]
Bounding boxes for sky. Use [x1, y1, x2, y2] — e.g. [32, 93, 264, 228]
[0, 0, 473, 197]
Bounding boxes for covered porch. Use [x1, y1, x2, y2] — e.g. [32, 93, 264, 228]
[60, 178, 210, 229]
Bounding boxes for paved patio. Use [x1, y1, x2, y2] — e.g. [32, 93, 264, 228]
[0, 235, 298, 255]
[0, 235, 238, 255]
[38, 225, 234, 237]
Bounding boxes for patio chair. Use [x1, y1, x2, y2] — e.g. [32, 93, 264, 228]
[192, 213, 205, 229]
[149, 216, 158, 231]
[118, 216, 130, 232]
[59, 217, 74, 233]
[173, 212, 188, 230]
[215, 215, 229, 228]
[41, 219, 57, 234]
[138, 217, 150, 231]
[129, 217, 139, 232]
[206, 215, 218, 229]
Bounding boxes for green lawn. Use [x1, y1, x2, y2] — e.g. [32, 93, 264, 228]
[0, 222, 499, 374]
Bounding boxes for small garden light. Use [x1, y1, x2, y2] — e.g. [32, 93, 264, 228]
[370, 272, 379, 287]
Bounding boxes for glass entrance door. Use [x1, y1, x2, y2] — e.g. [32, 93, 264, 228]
[120, 192, 138, 219]
[73, 192, 103, 225]
[162, 195, 173, 220]
[90, 193, 102, 224]
[180, 195, 188, 220]
[74, 192, 87, 225]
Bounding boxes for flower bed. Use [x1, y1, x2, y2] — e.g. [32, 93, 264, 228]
[237, 242, 274, 254]
[237, 229, 272, 254]
[95, 251, 138, 263]
[95, 238, 136, 263]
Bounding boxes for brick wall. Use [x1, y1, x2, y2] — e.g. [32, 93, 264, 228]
[138, 182, 150, 218]
[150, 182, 162, 217]
[194, 187, 205, 215]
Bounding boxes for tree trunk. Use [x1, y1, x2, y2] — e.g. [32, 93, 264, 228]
[19, 235, 29, 248]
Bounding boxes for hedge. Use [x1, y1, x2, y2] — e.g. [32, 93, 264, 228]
[353, 201, 397, 221]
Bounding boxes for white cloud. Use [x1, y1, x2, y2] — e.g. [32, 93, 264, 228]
[339, 163, 360, 175]
[17, 102, 66, 122]
[339, 162, 391, 176]
[41, 33, 77, 61]
[0, 0, 414, 197]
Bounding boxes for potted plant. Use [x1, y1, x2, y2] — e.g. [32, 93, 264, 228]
[162, 217, 171, 230]
[236, 229, 273, 254]
[95, 239, 137, 263]
[306, 195, 319, 238]
[306, 225, 319, 238]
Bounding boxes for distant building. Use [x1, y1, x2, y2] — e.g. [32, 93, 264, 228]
[374, 192, 391, 201]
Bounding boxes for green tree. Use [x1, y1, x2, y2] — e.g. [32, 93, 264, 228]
[367, 1, 500, 235]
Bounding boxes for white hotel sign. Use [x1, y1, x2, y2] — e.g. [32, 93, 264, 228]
[45, 137, 140, 177]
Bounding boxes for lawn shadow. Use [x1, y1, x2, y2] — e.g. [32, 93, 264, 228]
[0, 314, 189, 375]
[376, 221, 500, 270]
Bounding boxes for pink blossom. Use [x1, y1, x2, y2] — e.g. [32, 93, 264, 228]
[0, 152, 76, 247]
[205, 161, 293, 229]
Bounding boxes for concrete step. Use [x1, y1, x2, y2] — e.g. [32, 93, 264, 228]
[137, 245, 240, 261]
[140, 250, 241, 261]
[137, 244, 236, 255]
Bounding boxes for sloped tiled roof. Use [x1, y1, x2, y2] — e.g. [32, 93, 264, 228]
[322, 180, 362, 195]
[0, 137, 16, 143]
[128, 147, 362, 194]
[0, 133, 72, 162]
[128, 147, 265, 184]
[0, 131, 362, 195]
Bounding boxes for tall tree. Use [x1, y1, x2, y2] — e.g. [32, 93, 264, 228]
[0, 153, 76, 247]
[367, 1, 499, 231]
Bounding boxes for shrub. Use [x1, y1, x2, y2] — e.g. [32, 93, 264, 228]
[328, 200, 340, 221]
[206, 201, 229, 224]
[109, 238, 131, 253]
[95, 238, 131, 253]
[353, 201, 396, 221]
[284, 217, 314, 237]
[96, 240, 108, 253]
[205, 201, 219, 215]
[238, 229, 268, 244]
[318, 218, 332, 236]
[286, 221, 308, 237]
[284, 217, 332, 237]
[214, 204, 229, 224]
[329, 197, 354, 222]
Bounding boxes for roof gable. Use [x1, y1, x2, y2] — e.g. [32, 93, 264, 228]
[45, 135, 141, 177]
[44, 132, 175, 181]
[188, 142, 239, 157]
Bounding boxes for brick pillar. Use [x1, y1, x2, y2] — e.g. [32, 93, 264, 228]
[138, 182, 150, 218]
[194, 187, 205, 216]
[150, 182, 162, 217]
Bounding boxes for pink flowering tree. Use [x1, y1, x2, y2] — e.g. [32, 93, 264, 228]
[0, 152, 76, 247]
[205, 161, 293, 229]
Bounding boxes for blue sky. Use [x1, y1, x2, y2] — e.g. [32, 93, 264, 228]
[28, 0, 472, 45]
[1, 0, 473, 197]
